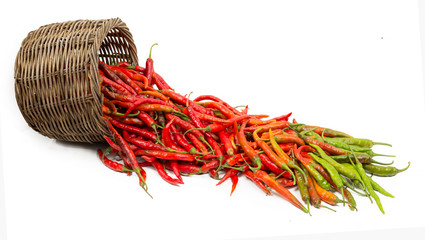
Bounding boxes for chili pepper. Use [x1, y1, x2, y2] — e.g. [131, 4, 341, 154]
[113, 61, 130, 68]
[162, 89, 212, 115]
[197, 101, 236, 119]
[300, 164, 321, 208]
[151, 159, 182, 185]
[230, 175, 238, 196]
[293, 145, 331, 190]
[323, 138, 389, 156]
[164, 162, 201, 175]
[234, 121, 262, 171]
[101, 78, 134, 96]
[209, 169, 219, 179]
[160, 118, 186, 152]
[102, 104, 112, 115]
[201, 159, 220, 173]
[309, 144, 366, 187]
[112, 100, 186, 119]
[268, 129, 305, 183]
[276, 178, 296, 187]
[111, 115, 144, 127]
[192, 111, 254, 124]
[270, 112, 292, 122]
[351, 154, 385, 214]
[216, 168, 240, 186]
[97, 149, 132, 173]
[118, 67, 149, 89]
[322, 137, 392, 148]
[123, 130, 167, 151]
[139, 90, 169, 102]
[291, 124, 353, 138]
[102, 117, 150, 196]
[244, 121, 289, 133]
[311, 176, 344, 206]
[166, 114, 203, 138]
[106, 116, 157, 141]
[103, 135, 122, 152]
[368, 176, 394, 198]
[219, 130, 234, 155]
[99, 61, 137, 95]
[261, 133, 305, 147]
[168, 124, 195, 152]
[145, 43, 158, 86]
[330, 153, 371, 164]
[193, 94, 242, 115]
[278, 143, 296, 152]
[111, 66, 144, 94]
[135, 149, 195, 161]
[254, 170, 308, 213]
[294, 164, 310, 214]
[137, 112, 158, 132]
[243, 169, 271, 195]
[252, 127, 293, 177]
[247, 118, 276, 126]
[186, 132, 209, 153]
[301, 135, 347, 156]
[308, 152, 345, 194]
[362, 162, 410, 177]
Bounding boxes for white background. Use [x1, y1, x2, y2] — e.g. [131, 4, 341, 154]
[1, 0, 425, 240]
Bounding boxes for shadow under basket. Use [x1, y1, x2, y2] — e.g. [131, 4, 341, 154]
[14, 18, 139, 143]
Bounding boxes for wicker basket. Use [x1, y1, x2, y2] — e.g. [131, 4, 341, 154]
[14, 18, 139, 143]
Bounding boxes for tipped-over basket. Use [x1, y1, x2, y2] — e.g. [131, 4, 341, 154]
[14, 18, 139, 143]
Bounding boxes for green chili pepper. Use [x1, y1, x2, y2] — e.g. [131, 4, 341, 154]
[351, 154, 385, 214]
[363, 162, 410, 177]
[309, 144, 365, 186]
[368, 176, 394, 198]
[324, 137, 392, 148]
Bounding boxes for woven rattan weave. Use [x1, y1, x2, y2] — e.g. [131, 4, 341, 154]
[14, 18, 138, 143]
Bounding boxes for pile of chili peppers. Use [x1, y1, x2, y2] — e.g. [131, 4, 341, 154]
[97, 44, 409, 214]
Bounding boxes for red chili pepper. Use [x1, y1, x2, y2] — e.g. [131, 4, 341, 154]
[111, 100, 182, 116]
[111, 66, 144, 94]
[216, 167, 240, 186]
[106, 116, 157, 141]
[99, 61, 137, 95]
[161, 89, 212, 115]
[164, 162, 201, 174]
[102, 117, 150, 195]
[186, 132, 209, 153]
[101, 74, 132, 95]
[169, 124, 197, 152]
[234, 121, 262, 170]
[218, 130, 234, 156]
[258, 153, 292, 179]
[303, 136, 347, 155]
[244, 121, 289, 133]
[230, 174, 238, 196]
[193, 94, 242, 115]
[254, 170, 308, 213]
[103, 97, 117, 114]
[200, 159, 220, 173]
[97, 149, 131, 173]
[111, 115, 144, 127]
[135, 149, 195, 161]
[270, 112, 292, 122]
[123, 130, 167, 151]
[197, 101, 236, 119]
[145, 43, 158, 86]
[243, 169, 271, 195]
[276, 178, 296, 188]
[161, 117, 186, 152]
[118, 67, 149, 89]
[150, 159, 182, 185]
